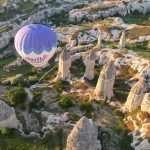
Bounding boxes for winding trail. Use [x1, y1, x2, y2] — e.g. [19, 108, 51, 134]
[38, 64, 58, 83]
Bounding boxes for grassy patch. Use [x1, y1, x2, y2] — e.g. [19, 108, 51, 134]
[117, 65, 137, 80]
[114, 65, 136, 103]
[97, 104, 133, 150]
[122, 12, 150, 26]
[103, 41, 118, 49]
[85, 65, 103, 86]
[126, 41, 150, 60]
[17, 0, 36, 12]
[0, 56, 33, 83]
[0, 129, 65, 150]
[126, 26, 150, 40]
[0, 25, 13, 34]
[70, 57, 85, 78]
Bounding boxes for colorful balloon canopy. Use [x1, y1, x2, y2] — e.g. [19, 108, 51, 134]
[14, 24, 57, 67]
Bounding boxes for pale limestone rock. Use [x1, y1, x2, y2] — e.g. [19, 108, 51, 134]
[129, 66, 150, 82]
[70, 44, 93, 54]
[4, 57, 25, 72]
[58, 49, 71, 80]
[0, 0, 8, 6]
[96, 29, 102, 49]
[32, 0, 46, 4]
[0, 5, 4, 13]
[140, 123, 150, 138]
[83, 51, 96, 80]
[125, 78, 148, 112]
[1, 74, 23, 85]
[66, 116, 101, 150]
[68, 33, 77, 48]
[119, 30, 126, 48]
[99, 52, 109, 65]
[70, 40, 77, 48]
[141, 93, 150, 114]
[0, 100, 19, 130]
[69, 1, 150, 22]
[94, 60, 116, 100]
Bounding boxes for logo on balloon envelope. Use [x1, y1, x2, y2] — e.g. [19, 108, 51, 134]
[23, 47, 56, 67]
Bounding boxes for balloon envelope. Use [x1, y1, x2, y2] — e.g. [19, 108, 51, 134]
[14, 24, 57, 67]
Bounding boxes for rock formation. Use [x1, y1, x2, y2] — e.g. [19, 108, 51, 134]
[119, 30, 126, 48]
[68, 32, 77, 48]
[69, 1, 150, 22]
[96, 29, 102, 49]
[1, 74, 23, 85]
[58, 49, 71, 80]
[148, 40, 150, 49]
[0, 100, 19, 130]
[99, 52, 109, 65]
[140, 123, 150, 138]
[125, 78, 148, 112]
[0, 0, 7, 6]
[94, 60, 116, 100]
[66, 116, 101, 150]
[141, 93, 150, 114]
[83, 50, 96, 80]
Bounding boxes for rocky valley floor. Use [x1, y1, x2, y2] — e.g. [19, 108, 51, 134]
[0, 0, 150, 150]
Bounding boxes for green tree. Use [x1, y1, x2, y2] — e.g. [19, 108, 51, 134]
[80, 102, 92, 112]
[1, 128, 11, 135]
[59, 95, 72, 109]
[6, 87, 27, 106]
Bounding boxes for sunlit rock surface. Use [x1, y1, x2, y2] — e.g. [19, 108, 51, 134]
[94, 60, 116, 100]
[125, 78, 148, 112]
[66, 116, 101, 150]
[141, 93, 150, 114]
[0, 100, 19, 129]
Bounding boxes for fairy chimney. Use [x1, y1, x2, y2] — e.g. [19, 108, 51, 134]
[66, 116, 101, 150]
[125, 78, 148, 112]
[84, 50, 96, 80]
[58, 49, 71, 80]
[119, 30, 126, 48]
[94, 60, 116, 100]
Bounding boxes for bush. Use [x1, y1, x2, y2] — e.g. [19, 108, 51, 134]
[59, 95, 72, 109]
[29, 90, 44, 111]
[6, 87, 27, 106]
[1, 128, 11, 135]
[54, 80, 63, 92]
[80, 102, 92, 112]
[99, 100, 107, 107]
[54, 80, 70, 93]
[113, 52, 122, 59]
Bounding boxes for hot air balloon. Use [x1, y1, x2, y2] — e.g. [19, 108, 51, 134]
[14, 24, 57, 67]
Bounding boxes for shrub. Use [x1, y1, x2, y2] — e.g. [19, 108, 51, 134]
[54, 80, 63, 92]
[54, 80, 70, 92]
[80, 102, 92, 112]
[113, 52, 122, 59]
[29, 90, 44, 111]
[6, 87, 27, 106]
[59, 95, 72, 109]
[99, 100, 107, 107]
[1, 128, 11, 135]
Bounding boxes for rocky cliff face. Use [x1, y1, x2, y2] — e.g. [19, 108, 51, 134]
[66, 116, 101, 150]
[125, 78, 148, 112]
[69, 1, 150, 22]
[141, 93, 150, 114]
[94, 60, 116, 100]
[0, 100, 19, 129]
